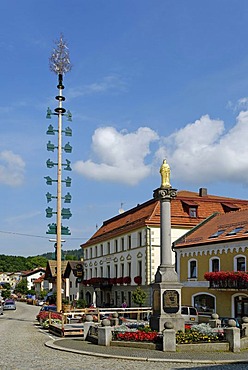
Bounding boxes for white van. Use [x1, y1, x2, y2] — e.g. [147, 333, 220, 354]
[181, 306, 198, 325]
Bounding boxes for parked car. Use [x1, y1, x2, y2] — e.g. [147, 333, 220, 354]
[39, 305, 57, 312]
[3, 300, 16, 310]
[36, 305, 58, 323]
[181, 305, 199, 325]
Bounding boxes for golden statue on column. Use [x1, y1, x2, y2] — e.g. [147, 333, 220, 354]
[160, 159, 171, 188]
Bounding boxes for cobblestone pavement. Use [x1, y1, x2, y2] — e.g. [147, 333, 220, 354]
[1, 301, 248, 370]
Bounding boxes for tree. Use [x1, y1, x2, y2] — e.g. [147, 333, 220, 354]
[132, 286, 147, 307]
[15, 279, 28, 295]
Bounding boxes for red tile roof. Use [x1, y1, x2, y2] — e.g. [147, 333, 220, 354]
[174, 208, 248, 248]
[81, 189, 248, 248]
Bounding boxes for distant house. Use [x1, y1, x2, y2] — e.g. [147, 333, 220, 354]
[0, 272, 21, 290]
[21, 268, 46, 291]
[80, 188, 248, 308]
[173, 208, 248, 320]
[63, 261, 84, 302]
[33, 274, 51, 297]
[44, 260, 69, 298]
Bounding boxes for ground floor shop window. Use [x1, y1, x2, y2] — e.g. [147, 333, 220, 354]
[193, 294, 215, 315]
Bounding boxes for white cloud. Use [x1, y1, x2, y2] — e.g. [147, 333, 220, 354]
[157, 113, 248, 185]
[74, 126, 158, 185]
[0, 150, 25, 186]
[67, 75, 127, 99]
[227, 97, 248, 112]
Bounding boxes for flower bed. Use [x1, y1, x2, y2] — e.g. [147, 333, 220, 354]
[36, 311, 62, 324]
[176, 323, 224, 344]
[114, 330, 159, 343]
[112, 323, 224, 345]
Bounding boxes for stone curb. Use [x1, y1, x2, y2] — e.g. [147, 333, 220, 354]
[45, 339, 248, 364]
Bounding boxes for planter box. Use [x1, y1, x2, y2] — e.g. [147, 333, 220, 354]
[111, 341, 161, 350]
[176, 342, 229, 352]
[111, 340, 229, 352]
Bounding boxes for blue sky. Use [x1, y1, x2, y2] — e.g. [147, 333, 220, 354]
[1, 0, 248, 257]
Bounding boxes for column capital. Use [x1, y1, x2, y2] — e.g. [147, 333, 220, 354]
[153, 187, 177, 202]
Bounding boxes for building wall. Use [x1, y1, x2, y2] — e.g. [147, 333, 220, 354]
[178, 241, 248, 318]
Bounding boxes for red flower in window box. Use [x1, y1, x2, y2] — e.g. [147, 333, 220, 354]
[116, 277, 124, 285]
[204, 271, 248, 283]
[123, 276, 131, 284]
[134, 276, 142, 285]
[82, 279, 88, 286]
[109, 278, 117, 285]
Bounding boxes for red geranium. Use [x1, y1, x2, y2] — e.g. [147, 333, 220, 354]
[204, 271, 248, 283]
[123, 276, 131, 284]
[134, 276, 142, 285]
[116, 330, 158, 342]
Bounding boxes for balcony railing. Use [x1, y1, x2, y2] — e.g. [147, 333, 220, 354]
[204, 271, 248, 290]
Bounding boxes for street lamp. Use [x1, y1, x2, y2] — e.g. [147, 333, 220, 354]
[45, 34, 72, 312]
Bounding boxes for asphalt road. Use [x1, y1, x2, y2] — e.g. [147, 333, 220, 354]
[0, 301, 247, 370]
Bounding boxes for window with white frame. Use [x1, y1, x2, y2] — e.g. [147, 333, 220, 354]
[234, 255, 246, 271]
[210, 257, 220, 272]
[138, 231, 142, 246]
[138, 260, 142, 277]
[128, 235, 131, 250]
[121, 237, 125, 251]
[100, 266, 103, 278]
[114, 264, 118, 278]
[100, 244, 103, 256]
[114, 239, 118, 253]
[90, 248, 92, 259]
[128, 262, 131, 277]
[121, 263, 124, 277]
[188, 259, 197, 279]
[107, 265, 110, 278]
[94, 267, 97, 277]
[85, 249, 88, 260]
[95, 245, 98, 258]
[107, 242, 110, 255]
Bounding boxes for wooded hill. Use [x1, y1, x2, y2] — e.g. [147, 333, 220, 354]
[0, 248, 83, 272]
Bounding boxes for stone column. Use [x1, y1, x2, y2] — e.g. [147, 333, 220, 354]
[149, 160, 184, 333]
[153, 187, 178, 283]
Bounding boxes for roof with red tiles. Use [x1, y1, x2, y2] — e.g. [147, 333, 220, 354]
[173, 208, 248, 248]
[33, 274, 45, 283]
[81, 188, 248, 248]
[21, 267, 46, 277]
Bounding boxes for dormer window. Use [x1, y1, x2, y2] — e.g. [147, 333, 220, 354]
[182, 200, 198, 218]
[221, 202, 239, 213]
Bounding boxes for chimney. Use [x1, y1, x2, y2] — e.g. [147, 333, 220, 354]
[199, 188, 208, 197]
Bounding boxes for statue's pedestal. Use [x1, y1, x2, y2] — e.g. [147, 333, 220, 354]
[149, 265, 185, 333]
